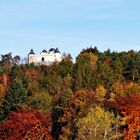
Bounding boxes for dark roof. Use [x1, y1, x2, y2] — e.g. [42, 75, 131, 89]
[49, 48, 56, 52]
[55, 48, 60, 53]
[29, 49, 35, 55]
[41, 49, 47, 53]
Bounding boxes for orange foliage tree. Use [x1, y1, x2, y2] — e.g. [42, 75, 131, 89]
[0, 73, 12, 92]
[0, 73, 12, 105]
[25, 69, 40, 95]
[109, 94, 140, 140]
[25, 69, 39, 81]
[60, 90, 95, 139]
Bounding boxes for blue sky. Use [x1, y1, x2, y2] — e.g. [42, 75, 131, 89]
[0, 0, 140, 59]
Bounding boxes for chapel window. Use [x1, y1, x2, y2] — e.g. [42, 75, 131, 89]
[42, 57, 45, 62]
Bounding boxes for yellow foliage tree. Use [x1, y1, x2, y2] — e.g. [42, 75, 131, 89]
[78, 107, 121, 140]
[95, 85, 106, 104]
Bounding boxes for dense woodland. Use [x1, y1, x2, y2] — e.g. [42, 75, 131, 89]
[0, 47, 140, 140]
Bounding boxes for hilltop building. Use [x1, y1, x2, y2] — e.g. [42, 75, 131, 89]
[28, 48, 63, 65]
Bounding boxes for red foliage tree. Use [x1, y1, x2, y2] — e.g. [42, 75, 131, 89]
[109, 94, 140, 140]
[0, 109, 53, 140]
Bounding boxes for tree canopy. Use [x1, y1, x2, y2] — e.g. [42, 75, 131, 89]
[0, 47, 140, 139]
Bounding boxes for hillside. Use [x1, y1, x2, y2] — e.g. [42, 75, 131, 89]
[0, 47, 140, 140]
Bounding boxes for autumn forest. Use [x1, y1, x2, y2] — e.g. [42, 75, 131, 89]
[0, 47, 140, 140]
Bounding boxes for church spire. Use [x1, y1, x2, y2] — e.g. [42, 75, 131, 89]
[28, 49, 35, 55]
